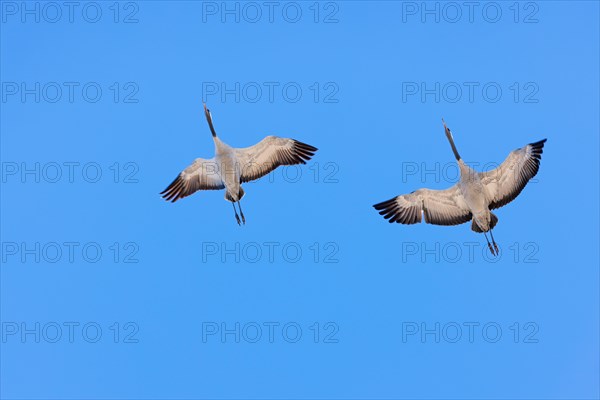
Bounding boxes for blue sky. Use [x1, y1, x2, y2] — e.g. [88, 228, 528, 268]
[1, 1, 599, 399]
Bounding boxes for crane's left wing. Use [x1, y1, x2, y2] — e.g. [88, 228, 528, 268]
[479, 139, 546, 210]
[373, 185, 472, 225]
[160, 158, 224, 202]
[235, 136, 318, 183]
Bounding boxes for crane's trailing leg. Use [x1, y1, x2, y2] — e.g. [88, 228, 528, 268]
[237, 201, 246, 225]
[484, 232, 496, 256]
[489, 229, 499, 254]
[232, 202, 242, 226]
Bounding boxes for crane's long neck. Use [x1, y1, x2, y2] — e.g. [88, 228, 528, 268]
[213, 136, 228, 155]
[204, 105, 217, 138]
[203, 105, 230, 154]
[447, 134, 461, 160]
[206, 113, 217, 138]
[444, 123, 461, 161]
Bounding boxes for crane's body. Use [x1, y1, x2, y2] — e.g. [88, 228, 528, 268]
[457, 160, 491, 231]
[213, 136, 243, 202]
[373, 120, 546, 255]
[161, 104, 317, 225]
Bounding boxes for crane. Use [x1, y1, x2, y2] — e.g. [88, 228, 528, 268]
[161, 104, 318, 225]
[373, 120, 546, 256]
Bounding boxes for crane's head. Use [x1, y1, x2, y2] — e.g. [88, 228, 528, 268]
[442, 118, 453, 141]
[203, 102, 217, 137]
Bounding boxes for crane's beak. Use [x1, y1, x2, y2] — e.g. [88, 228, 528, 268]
[442, 118, 452, 138]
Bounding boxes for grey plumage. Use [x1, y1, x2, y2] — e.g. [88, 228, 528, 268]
[161, 104, 317, 225]
[373, 119, 546, 255]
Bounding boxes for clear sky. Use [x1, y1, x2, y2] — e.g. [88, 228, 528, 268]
[1, 1, 599, 399]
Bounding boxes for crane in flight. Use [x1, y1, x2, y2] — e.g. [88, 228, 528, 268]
[161, 104, 317, 225]
[373, 120, 546, 256]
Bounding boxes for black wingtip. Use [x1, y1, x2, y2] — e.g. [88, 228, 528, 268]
[160, 174, 185, 203]
[292, 140, 318, 163]
[373, 197, 396, 211]
[293, 140, 318, 152]
[529, 139, 546, 159]
[373, 202, 386, 210]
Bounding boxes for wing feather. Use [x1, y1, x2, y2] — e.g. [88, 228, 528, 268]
[235, 136, 317, 183]
[479, 139, 546, 210]
[160, 158, 224, 202]
[373, 185, 472, 225]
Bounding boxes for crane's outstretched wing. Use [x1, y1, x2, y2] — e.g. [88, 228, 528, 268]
[235, 136, 317, 183]
[373, 185, 472, 225]
[479, 139, 546, 210]
[160, 158, 224, 202]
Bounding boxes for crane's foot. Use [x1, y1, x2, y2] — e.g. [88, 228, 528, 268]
[232, 202, 242, 226]
[488, 229, 500, 255]
[236, 201, 246, 225]
[487, 242, 497, 256]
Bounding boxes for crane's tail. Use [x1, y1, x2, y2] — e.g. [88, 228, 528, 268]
[471, 212, 498, 233]
[225, 187, 245, 202]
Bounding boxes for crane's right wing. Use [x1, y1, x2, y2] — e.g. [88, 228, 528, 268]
[160, 158, 224, 202]
[235, 136, 317, 183]
[373, 185, 472, 225]
[479, 139, 546, 210]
